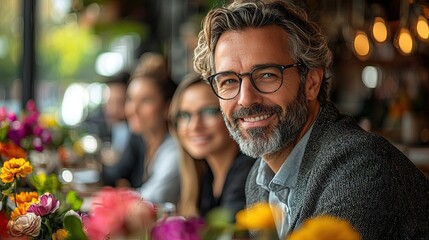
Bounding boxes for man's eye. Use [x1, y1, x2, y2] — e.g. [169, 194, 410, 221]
[218, 77, 239, 88]
[256, 72, 279, 79]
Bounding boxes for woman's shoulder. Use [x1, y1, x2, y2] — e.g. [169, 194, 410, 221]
[229, 152, 257, 173]
[155, 134, 180, 162]
[235, 152, 257, 165]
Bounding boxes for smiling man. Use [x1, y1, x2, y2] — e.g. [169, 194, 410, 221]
[193, 1, 429, 239]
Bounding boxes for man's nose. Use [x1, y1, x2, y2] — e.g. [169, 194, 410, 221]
[237, 76, 262, 107]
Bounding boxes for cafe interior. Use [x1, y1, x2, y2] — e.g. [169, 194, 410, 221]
[0, 0, 428, 206]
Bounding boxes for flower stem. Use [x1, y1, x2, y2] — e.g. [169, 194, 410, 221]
[13, 179, 17, 208]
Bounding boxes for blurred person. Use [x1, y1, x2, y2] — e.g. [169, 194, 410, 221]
[193, 0, 429, 239]
[133, 52, 169, 81]
[169, 73, 256, 218]
[100, 71, 131, 164]
[82, 71, 131, 164]
[102, 70, 180, 205]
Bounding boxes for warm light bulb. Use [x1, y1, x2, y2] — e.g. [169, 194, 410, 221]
[397, 28, 414, 55]
[416, 16, 429, 40]
[372, 17, 388, 43]
[353, 31, 371, 57]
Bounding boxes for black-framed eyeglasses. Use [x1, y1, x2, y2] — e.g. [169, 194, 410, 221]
[176, 106, 221, 130]
[207, 63, 300, 100]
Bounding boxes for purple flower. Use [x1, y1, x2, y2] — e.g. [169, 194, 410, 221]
[32, 137, 44, 152]
[25, 114, 39, 128]
[33, 125, 43, 136]
[27, 193, 60, 216]
[151, 216, 205, 240]
[40, 129, 52, 145]
[7, 121, 26, 145]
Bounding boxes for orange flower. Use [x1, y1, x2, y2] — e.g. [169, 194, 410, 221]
[0, 158, 33, 183]
[10, 202, 32, 220]
[288, 215, 361, 240]
[10, 191, 39, 205]
[52, 228, 68, 240]
[236, 202, 277, 230]
[0, 140, 27, 159]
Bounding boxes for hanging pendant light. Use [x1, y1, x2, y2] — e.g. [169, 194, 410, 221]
[416, 16, 429, 40]
[371, 17, 389, 43]
[353, 30, 371, 58]
[395, 28, 415, 55]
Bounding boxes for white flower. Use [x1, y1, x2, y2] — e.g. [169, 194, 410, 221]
[7, 212, 42, 237]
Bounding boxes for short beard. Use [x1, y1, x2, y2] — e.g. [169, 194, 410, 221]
[223, 86, 308, 158]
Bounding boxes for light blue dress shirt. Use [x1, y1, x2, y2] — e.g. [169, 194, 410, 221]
[256, 124, 314, 239]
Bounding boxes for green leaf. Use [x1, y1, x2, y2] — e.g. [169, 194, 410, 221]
[45, 174, 62, 193]
[63, 215, 87, 240]
[0, 121, 9, 141]
[1, 181, 15, 195]
[205, 207, 234, 228]
[66, 191, 83, 211]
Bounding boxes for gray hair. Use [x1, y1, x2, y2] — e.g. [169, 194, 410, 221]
[193, 0, 332, 105]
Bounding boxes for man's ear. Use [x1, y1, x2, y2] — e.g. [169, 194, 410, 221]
[305, 68, 323, 101]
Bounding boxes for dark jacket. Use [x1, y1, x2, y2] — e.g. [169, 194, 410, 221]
[200, 152, 256, 218]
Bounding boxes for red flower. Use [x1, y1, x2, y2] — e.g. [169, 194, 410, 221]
[0, 211, 9, 238]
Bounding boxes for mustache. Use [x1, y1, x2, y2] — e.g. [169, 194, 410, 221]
[229, 104, 283, 121]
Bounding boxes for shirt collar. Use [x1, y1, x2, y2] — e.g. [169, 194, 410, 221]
[256, 123, 315, 192]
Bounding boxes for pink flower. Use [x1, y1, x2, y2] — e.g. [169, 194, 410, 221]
[7, 212, 42, 237]
[83, 187, 155, 239]
[0, 107, 7, 121]
[7, 112, 17, 122]
[27, 193, 60, 216]
[125, 200, 156, 233]
[151, 216, 205, 240]
[25, 100, 38, 112]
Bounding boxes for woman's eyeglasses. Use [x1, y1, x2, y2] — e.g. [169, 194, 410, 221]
[176, 106, 221, 130]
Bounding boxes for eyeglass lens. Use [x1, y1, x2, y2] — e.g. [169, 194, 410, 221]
[176, 106, 221, 130]
[209, 64, 298, 100]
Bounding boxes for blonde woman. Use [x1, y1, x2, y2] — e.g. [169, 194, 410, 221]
[169, 73, 256, 218]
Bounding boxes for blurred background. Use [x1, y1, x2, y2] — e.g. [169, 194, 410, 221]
[0, 0, 428, 172]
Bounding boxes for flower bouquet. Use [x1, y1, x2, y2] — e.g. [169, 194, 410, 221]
[0, 100, 53, 160]
[0, 157, 83, 239]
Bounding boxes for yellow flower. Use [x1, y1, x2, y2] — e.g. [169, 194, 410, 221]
[236, 202, 276, 230]
[288, 215, 361, 240]
[10, 191, 39, 205]
[10, 202, 32, 220]
[0, 158, 33, 183]
[52, 228, 69, 240]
